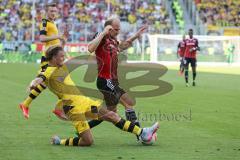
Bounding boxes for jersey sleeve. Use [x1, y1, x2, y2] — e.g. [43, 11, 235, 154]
[37, 67, 54, 81]
[37, 71, 47, 82]
[92, 32, 99, 40]
[39, 19, 48, 35]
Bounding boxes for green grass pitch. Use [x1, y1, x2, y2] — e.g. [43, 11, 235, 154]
[0, 63, 239, 160]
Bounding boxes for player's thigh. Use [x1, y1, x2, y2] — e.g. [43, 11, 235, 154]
[63, 103, 90, 129]
[97, 78, 120, 109]
[190, 58, 197, 70]
[184, 58, 190, 69]
[180, 57, 185, 66]
[72, 120, 90, 135]
[82, 98, 103, 119]
[102, 91, 118, 110]
[120, 92, 136, 108]
[179, 57, 183, 63]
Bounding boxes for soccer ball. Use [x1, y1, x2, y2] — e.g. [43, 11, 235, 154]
[141, 133, 157, 145]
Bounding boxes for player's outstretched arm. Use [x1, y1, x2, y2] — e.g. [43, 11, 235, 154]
[39, 19, 69, 44]
[119, 25, 148, 51]
[118, 41, 132, 51]
[40, 34, 65, 43]
[88, 25, 113, 53]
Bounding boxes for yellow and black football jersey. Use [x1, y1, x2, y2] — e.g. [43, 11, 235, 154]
[39, 19, 61, 70]
[39, 18, 61, 51]
[38, 65, 101, 126]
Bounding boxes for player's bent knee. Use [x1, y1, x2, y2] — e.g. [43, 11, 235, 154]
[120, 93, 136, 107]
[85, 139, 94, 146]
[102, 111, 119, 122]
[109, 111, 120, 123]
[107, 105, 117, 112]
[78, 129, 94, 146]
[109, 111, 118, 120]
[106, 111, 115, 120]
[128, 99, 136, 107]
[80, 137, 94, 146]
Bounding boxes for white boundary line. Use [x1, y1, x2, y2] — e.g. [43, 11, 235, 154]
[127, 61, 240, 67]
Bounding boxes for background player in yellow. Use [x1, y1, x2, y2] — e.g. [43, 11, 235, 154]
[22, 45, 159, 146]
[19, 3, 68, 118]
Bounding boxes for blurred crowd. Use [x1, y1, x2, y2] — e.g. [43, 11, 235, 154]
[0, 0, 171, 42]
[196, 0, 240, 27]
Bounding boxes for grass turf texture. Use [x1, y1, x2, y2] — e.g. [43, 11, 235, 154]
[0, 63, 239, 160]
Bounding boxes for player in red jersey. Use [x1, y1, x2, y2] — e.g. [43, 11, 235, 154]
[177, 35, 186, 75]
[184, 29, 200, 87]
[88, 17, 147, 132]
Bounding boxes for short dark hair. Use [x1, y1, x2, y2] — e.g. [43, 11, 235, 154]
[46, 46, 63, 61]
[45, 3, 57, 10]
[104, 18, 114, 27]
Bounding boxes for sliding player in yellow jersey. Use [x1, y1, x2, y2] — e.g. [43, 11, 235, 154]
[21, 45, 159, 146]
[19, 3, 68, 118]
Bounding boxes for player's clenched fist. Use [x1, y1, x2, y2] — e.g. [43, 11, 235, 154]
[27, 77, 45, 93]
[136, 25, 148, 38]
[103, 25, 113, 35]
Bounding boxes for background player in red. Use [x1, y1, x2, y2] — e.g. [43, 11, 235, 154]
[184, 29, 200, 87]
[177, 34, 186, 75]
[88, 17, 147, 133]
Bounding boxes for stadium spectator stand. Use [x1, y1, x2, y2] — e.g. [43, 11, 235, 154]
[0, 0, 171, 42]
[196, 0, 240, 27]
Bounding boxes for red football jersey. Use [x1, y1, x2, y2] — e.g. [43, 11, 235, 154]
[177, 40, 186, 57]
[95, 35, 119, 80]
[184, 38, 199, 59]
